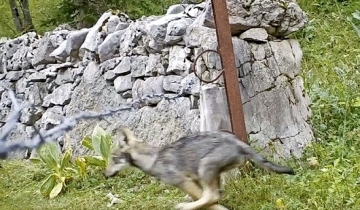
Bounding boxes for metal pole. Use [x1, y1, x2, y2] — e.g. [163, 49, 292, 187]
[211, 0, 248, 143]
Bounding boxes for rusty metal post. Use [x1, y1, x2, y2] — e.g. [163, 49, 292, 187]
[211, 0, 248, 143]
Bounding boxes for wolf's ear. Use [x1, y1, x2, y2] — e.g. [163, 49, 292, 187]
[119, 127, 138, 146]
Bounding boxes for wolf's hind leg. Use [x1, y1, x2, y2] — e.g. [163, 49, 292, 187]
[175, 178, 226, 210]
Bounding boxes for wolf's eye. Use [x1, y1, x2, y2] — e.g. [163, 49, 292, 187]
[112, 156, 120, 161]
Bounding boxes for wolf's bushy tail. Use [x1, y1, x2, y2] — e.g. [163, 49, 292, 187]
[244, 146, 295, 175]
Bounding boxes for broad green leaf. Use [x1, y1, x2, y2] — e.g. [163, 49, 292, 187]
[29, 158, 42, 164]
[84, 156, 106, 167]
[81, 136, 94, 151]
[100, 135, 111, 163]
[60, 149, 72, 170]
[37, 143, 60, 170]
[49, 182, 63, 199]
[91, 125, 106, 156]
[40, 174, 57, 197]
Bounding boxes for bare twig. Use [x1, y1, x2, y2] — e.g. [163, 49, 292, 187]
[0, 86, 191, 159]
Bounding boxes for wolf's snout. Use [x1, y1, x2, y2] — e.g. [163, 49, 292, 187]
[103, 169, 118, 178]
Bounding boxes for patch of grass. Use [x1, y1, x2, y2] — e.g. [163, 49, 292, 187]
[0, 160, 185, 210]
[1, 0, 360, 209]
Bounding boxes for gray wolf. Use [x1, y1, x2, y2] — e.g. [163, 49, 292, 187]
[103, 127, 295, 210]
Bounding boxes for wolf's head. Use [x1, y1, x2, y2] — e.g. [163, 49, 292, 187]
[103, 127, 140, 178]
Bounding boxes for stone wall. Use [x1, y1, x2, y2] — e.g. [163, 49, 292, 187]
[0, 0, 313, 160]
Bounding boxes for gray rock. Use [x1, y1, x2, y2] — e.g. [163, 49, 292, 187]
[0, 104, 10, 123]
[199, 84, 231, 132]
[183, 24, 216, 48]
[42, 83, 73, 107]
[49, 29, 70, 47]
[80, 12, 113, 54]
[114, 74, 133, 93]
[269, 39, 299, 78]
[166, 4, 186, 15]
[113, 56, 131, 75]
[99, 57, 122, 72]
[31, 32, 57, 66]
[163, 75, 183, 93]
[6, 70, 23, 81]
[2, 32, 38, 71]
[146, 54, 164, 76]
[164, 18, 193, 45]
[66, 28, 90, 59]
[15, 77, 29, 94]
[130, 56, 148, 78]
[40, 106, 64, 130]
[239, 28, 268, 43]
[82, 62, 102, 84]
[20, 106, 44, 126]
[232, 37, 252, 67]
[167, 45, 191, 75]
[184, 2, 207, 18]
[132, 77, 165, 104]
[120, 21, 147, 54]
[131, 46, 148, 56]
[115, 22, 130, 31]
[49, 40, 68, 61]
[54, 68, 75, 85]
[180, 73, 200, 96]
[25, 82, 48, 106]
[121, 90, 132, 98]
[103, 70, 117, 81]
[28, 72, 47, 82]
[98, 30, 126, 62]
[145, 14, 185, 52]
[202, 0, 308, 37]
[0, 91, 12, 107]
[110, 97, 200, 147]
[1, 123, 32, 159]
[104, 15, 121, 34]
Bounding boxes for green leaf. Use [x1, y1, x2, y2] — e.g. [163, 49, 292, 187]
[81, 136, 94, 151]
[74, 157, 88, 178]
[49, 182, 63, 199]
[83, 156, 106, 167]
[60, 149, 72, 170]
[37, 143, 60, 171]
[91, 125, 106, 156]
[99, 135, 111, 163]
[40, 174, 57, 197]
[29, 158, 42, 164]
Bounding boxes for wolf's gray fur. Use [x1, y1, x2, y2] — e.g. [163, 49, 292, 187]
[104, 127, 295, 210]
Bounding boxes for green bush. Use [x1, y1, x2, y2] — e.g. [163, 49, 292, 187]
[80, 124, 118, 169]
[29, 143, 75, 199]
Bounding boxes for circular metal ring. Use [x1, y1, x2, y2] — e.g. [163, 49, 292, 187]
[192, 49, 224, 84]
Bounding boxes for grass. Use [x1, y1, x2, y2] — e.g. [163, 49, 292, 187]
[1, 0, 360, 209]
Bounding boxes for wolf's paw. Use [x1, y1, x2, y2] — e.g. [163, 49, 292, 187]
[175, 202, 193, 210]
